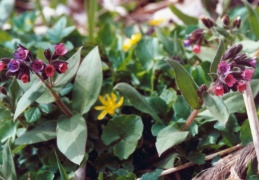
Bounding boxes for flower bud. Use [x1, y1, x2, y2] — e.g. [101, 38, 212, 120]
[51, 60, 68, 74]
[221, 15, 230, 27]
[0, 86, 7, 95]
[44, 49, 52, 61]
[200, 16, 214, 29]
[233, 16, 241, 29]
[222, 44, 243, 60]
[192, 44, 201, 54]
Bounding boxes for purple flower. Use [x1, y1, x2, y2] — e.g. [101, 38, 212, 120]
[14, 47, 29, 61]
[51, 60, 68, 74]
[8, 59, 20, 72]
[224, 74, 236, 87]
[183, 39, 191, 47]
[217, 61, 230, 75]
[248, 57, 257, 68]
[31, 60, 45, 73]
[241, 69, 255, 81]
[54, 43, 67, 56]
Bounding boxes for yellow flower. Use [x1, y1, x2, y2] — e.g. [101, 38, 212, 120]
[148, 18, 165, 26]
[94, 93, 124, 120]
[122, 33, 142, 51]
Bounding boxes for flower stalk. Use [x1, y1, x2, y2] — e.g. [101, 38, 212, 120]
[243, 82, 259, 171]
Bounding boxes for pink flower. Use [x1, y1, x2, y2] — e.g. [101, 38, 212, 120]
[241, 69, 255, 81]
[21, 74, 29, 83]
[224, 74, 236, 87]
[217, 61, 230, 75]
[192, 44, 201, 54]
[214, 85, 224, 96]
[14, 47, 29, 61]
[0, 61, 6, 71]
[45, 64, 55, 77]
[58, 63, 68, 73]
[54, 43, 67, 56]
[31, 60, 45, 73]
[236, 81, 247, 92]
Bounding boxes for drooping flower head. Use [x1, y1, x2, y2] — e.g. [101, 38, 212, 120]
[94, 93, 124, 120]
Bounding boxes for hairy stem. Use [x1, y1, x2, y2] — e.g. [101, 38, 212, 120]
[35, 73, 72, 117]
[243, 82, 259, 171]
[181, 109, 200, 131]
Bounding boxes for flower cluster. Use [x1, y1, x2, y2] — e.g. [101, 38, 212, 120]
[122, 33, 142, 51]
[0, 43, 68, 83]
[221, 15, 241, 29]
[94, 93, 124, 120]
[213, 44, 257, 96]
[183, 28, 204, 54]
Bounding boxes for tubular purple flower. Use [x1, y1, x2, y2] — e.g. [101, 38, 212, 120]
[224, 73, 236, 87]
[8, 59, 20, 72]
[14, 47, 29, 61]
[183, 39, 191, 47]
[31, 60, 45, 73]
[241, 69, 255, 81]
[217, 61, 230, 75]
[54, 43, 68, 56]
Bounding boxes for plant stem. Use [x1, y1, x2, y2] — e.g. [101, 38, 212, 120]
[35, 73, 72, 117]
[35, 0, 48, 26]
[85, 0, 97, 42]
[243, 82, 259, 171]
[181, 109, 199, 131]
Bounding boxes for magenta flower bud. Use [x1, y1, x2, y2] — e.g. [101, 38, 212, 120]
[51, 60, 68, 74]
[236, 81, 246, 92]
[224, 74, 236, 87]
[241, 69, 255, 81]
[44, 49, 52, 61]
[54, 43, 68, 56]
[0, 61, 6, 71]
[20, 74, 29, 83]
[31, 60, 45, 73]
[248, 57, 257, 68]
[214, 85, 224, 96]
[8, 59, 20, 72]
[217, 61, 230, 75]
[192, 44, 201, 54]
[45, 64, 55, 77]
[14, 47, 29, 61]
[58, 63, 68, 73]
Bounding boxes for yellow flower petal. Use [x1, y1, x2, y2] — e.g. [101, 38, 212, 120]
[94, 106, 106, 110]
[111, 93, 117, 102]
[98, 110, 108, 120]
[148, 18, 165, 26]
[105, 94, 112, 104]
[123, 39, 132, 51]
[114, 97, 124, 109]
[130, 33, 142, 44]
[99, 95, 108, 106]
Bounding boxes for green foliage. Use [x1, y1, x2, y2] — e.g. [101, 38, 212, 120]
[57, 113, 87, 165]
[0, 0, 14, 27]
[141, 169, 162, 180]
[72, 46, 102, 114]
[169, 4, 198, 25]
[101, 115, 143, 160]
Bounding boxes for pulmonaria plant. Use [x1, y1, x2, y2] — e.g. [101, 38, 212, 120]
[0, 43, 68, 83]
[212, 44, 257, 96]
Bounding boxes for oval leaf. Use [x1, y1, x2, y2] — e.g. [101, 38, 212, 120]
[57, 113, 87, 165]
[169, 4, 198, 25]
[202, 91, 229, 127]
[210, 39, 225, 74]
[24, 107, 41, 123]
[53, 47, 83, 88]
[14, 81, 45, 121]
[101, 115, 143, 160]
[156, 124, 189, 156]
[2, 141, 16, 180]
[15, 121, 56, 145]
[166, 60, 201, 109]
[114, 83, 162, 123]
[72, 46, 102, 114]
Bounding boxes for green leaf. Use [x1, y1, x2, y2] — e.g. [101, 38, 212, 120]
[210, 39, 225, 74]
[9, 79, 22, 109]
[14, 81, 45, 121]
[141, 169, 162, 180]
[114, 83, 163, 123]
[24, 107, 41, 123]
[101, 115, 143, 160]
[54, 151, 69, 180]
[156, 124, 188, 156]
[46, 16, 75, 43]
[72, 46, 102, 114]
[53, 47, 83, 89]
[242, 0, 259, 39]
[2, 141, 16, 180]
[151, 123, 166, 136]
[0, 0, 14, 27]
[19, 171, 54, 180]
[196, 46, 217, 62]
[202, 92, 229, 127]
[173, 96, 191, 120]
[15, 121, 56, 145]
[154, 153, 178, 169]
[39, 103, 52, 114]
[240, 119, 252, 145]
[155, 29, 174, 55]
[116, 173, 136, 180]
[188, 152, 205, 164]
[166, 60, 201, 109]
[57, 113, 87, 165]
[135, 37, 162, 70]
[169, 4, 198, 25]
